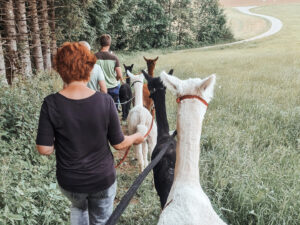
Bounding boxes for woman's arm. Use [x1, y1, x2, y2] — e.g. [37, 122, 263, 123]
[113, 133, 144, 150]
[36, 145, 54, 155]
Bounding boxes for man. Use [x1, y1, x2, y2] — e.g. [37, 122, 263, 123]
[79, 41, 107, 93]
[95, 34, 123, 107]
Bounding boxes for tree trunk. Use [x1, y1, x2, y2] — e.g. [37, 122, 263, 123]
[15, 0, 33, 77]
[40, 0, 52, 70]
[0, 34, 8, 86]
[48, 0, 57, 57]
[3, 0, 18, 84]
[28, 0, 44, 71]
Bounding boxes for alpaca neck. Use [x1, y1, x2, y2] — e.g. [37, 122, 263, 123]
[134, 83, 143, 107]
[126, 77, 130, 85]
[152, 92, 169, 139]
[173, 101, 206, 184]
[148, 65, 155, 77]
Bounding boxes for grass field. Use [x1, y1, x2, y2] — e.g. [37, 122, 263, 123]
[115, 3, 300, 225]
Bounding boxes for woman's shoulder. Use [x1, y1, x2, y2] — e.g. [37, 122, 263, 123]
[43, 93, 57, 104]
[94, 92, 113, 102]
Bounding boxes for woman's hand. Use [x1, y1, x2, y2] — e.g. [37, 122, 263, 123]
[133, 133, 144, 145]
[113, 132, 145, 150]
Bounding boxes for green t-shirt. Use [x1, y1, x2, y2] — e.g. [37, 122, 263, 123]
[95, 51, 120, 89]
[87, 64, 105, 91]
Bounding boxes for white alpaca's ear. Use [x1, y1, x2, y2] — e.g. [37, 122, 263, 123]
[198, 74, 216, 102]
[160, 71, 182, 95]
[127, 70, 135, 79]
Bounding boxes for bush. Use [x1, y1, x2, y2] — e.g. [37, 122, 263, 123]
[0, 73, 69, 224]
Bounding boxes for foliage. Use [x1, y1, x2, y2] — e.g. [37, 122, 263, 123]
[195, 0, 233, 44]
[0, 73, 69, 224]
[55, 0, 233, 50]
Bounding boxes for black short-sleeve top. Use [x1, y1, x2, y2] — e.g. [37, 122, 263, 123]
[36, 92, 124, 193]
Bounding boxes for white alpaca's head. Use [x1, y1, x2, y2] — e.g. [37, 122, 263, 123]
[127, 70, 144, 86]
[160, 71, 216, 104]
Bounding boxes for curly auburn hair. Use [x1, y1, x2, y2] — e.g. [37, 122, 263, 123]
[53, 42, 97, 84]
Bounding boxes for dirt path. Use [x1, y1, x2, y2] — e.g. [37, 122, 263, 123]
[180, 6, 283, 52]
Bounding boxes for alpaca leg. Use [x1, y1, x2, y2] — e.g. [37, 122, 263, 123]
[121, 102, 126, 121]
[134, 144, 144, 172]
[125, 102, 130, 120]
[136, 124, 148, 171]
[142, 141, 149, 170]
[147, 130, 157, 158]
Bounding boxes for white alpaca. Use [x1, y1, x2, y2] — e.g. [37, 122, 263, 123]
[127, 71, 157, 172]
[157, 72, 226, 225]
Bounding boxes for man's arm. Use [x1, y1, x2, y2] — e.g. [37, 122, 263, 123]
[98, 80, 107, 93]
[115, 67, 124, 83]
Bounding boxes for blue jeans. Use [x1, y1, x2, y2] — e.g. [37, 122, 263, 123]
[108, 85, 120, 108]
[59, 181, 117, 225]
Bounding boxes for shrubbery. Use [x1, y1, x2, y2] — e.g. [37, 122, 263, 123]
[0, 73, 69, 224]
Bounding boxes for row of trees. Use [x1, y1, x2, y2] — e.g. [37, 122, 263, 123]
[58, 0, 233, 50]
[0, 0, 232, 85]
[0, 0, 57, 85]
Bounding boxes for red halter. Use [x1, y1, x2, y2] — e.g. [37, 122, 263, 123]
[176, 95, 208, 107]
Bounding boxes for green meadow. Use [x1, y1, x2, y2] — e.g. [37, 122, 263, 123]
[0, 3, 299, 225]
[118, 4, 300, 225]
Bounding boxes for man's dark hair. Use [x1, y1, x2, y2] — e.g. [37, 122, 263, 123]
[100, 34, 111, 47]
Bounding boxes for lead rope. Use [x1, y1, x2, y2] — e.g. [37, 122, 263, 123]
[115, 108, 155, 168]
[106, 141, 172, 225]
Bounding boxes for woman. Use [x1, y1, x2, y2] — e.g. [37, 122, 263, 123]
[36, 42, 144, 225]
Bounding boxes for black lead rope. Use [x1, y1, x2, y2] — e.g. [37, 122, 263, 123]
[105, 142, 172, 225]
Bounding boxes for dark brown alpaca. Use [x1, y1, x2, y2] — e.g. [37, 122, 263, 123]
[143, 56, 158, 111]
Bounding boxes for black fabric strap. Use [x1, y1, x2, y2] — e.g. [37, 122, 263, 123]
[105, 142, 172, 225]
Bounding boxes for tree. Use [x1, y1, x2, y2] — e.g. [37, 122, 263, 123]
[172, 0, 195, 46]
[55, 0, 94, 45]
[128, 0, 170, 50]
[195, 0, 233, 44]
[48, 0, 57, 56]
[3, 0, 18, 84]
[0, 33, 8, 85]
[156, 0, 175, 45]
[40, 0, 51, 70]
[28, 0, 44, 71]
[15, 0, 33, 77]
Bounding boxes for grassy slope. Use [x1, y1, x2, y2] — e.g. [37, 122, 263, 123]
[116, 4, 300, 225]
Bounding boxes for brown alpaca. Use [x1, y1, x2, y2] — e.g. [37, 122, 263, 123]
[143, 56, 158, 111]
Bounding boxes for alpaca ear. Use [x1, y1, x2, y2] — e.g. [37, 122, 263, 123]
[160, 71, 182, 95]
[143, 56, 147, 61]
[131, 64, 134, 69]
[168, 69, 174, 75]
[127, 70, 135, 79]
[198, 74, 216, 102]
[154, 56, 159, 62]
[142, 70, 151, 82]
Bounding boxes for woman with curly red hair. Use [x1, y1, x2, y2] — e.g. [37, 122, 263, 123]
[36, 42, 143, 225]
